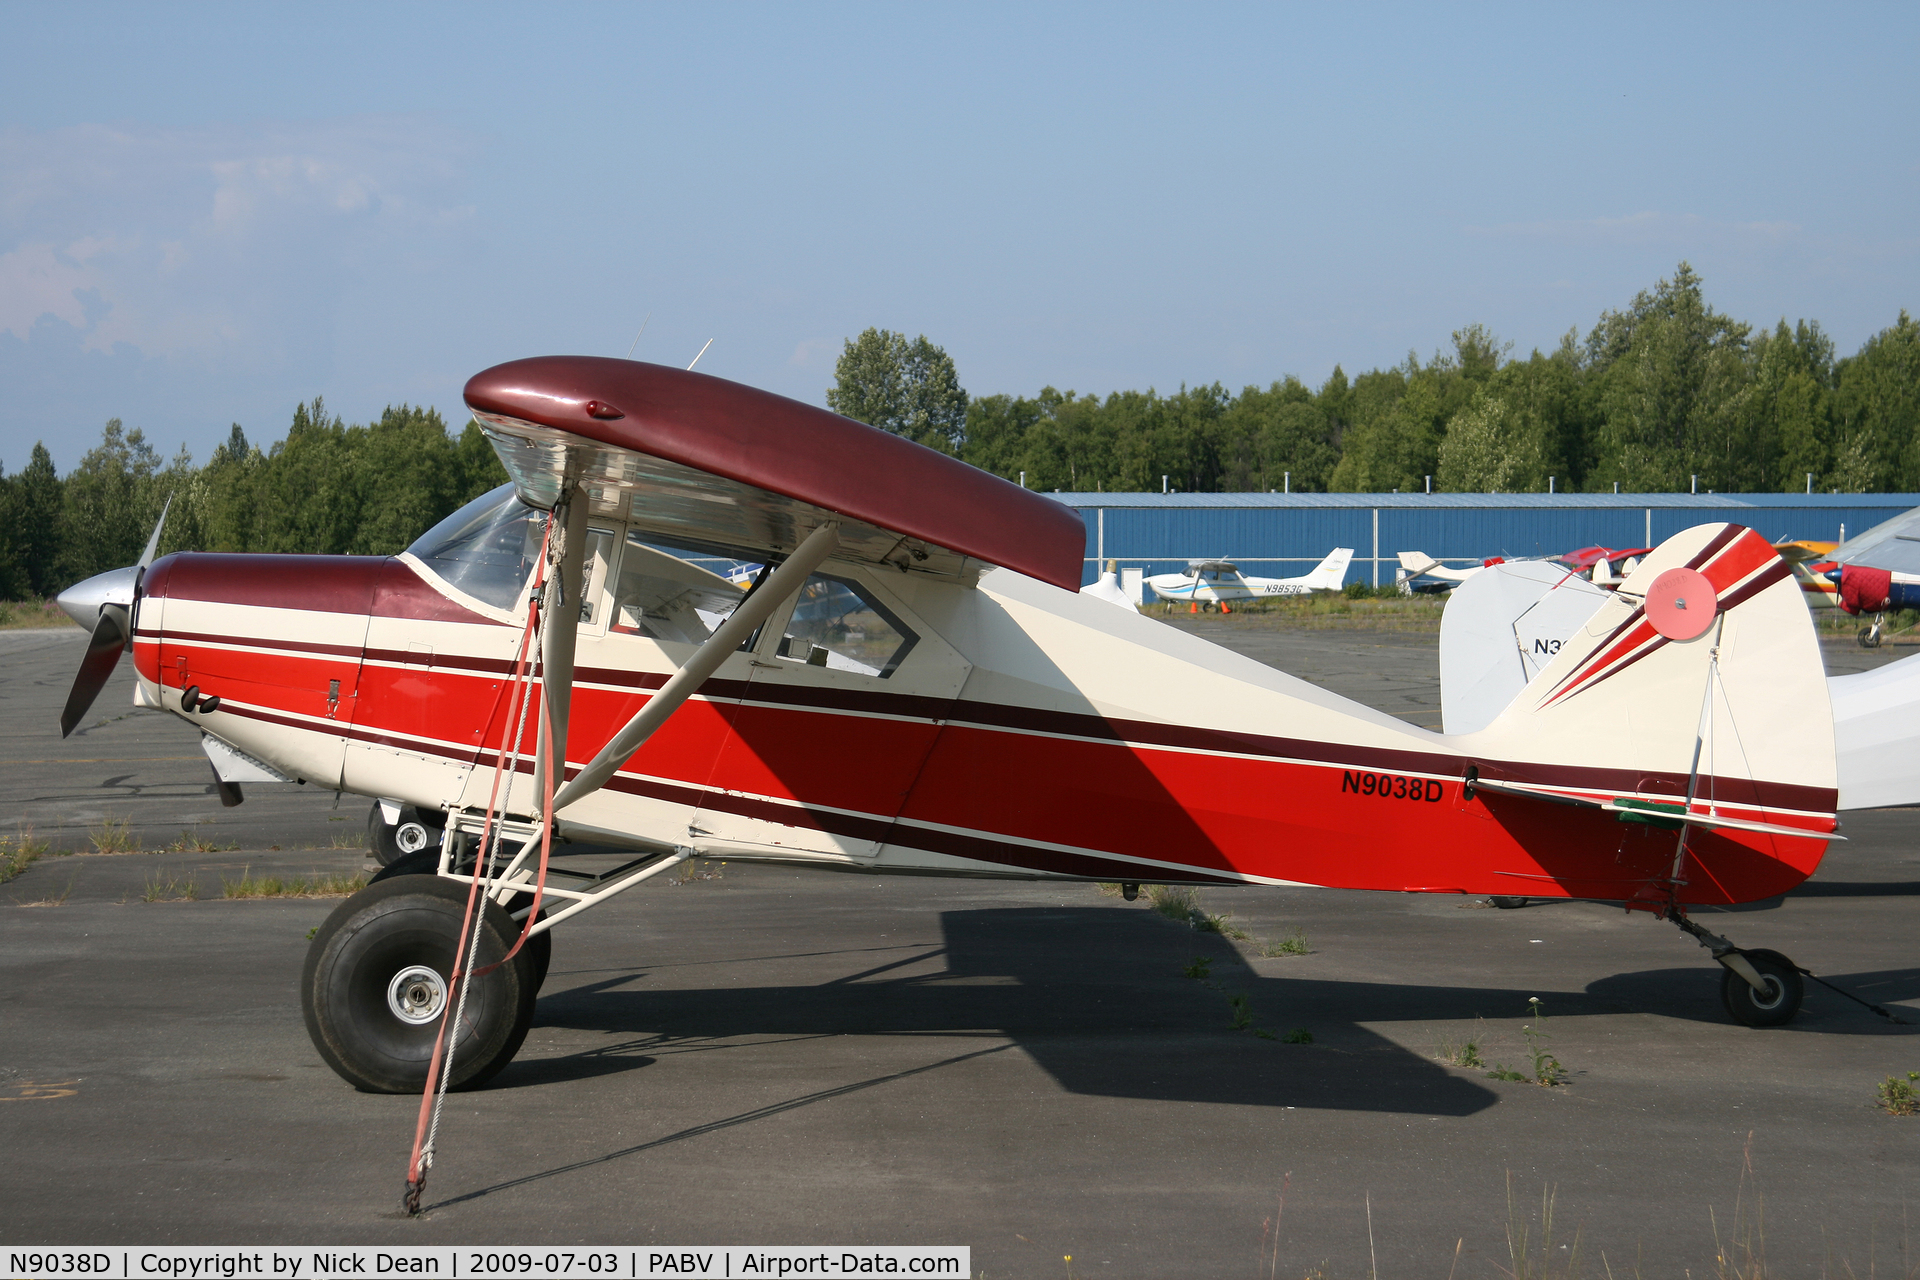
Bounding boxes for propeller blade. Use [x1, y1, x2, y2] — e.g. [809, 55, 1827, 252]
[60, 603, 129, 738]
[138, 494, 173, 572]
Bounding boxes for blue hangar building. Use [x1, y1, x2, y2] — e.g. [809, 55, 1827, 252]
[1043, 492, 1920, 588]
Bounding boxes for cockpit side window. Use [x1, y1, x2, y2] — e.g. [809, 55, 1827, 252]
[406, 484, 545, 611]
[608, 531, 752, 645]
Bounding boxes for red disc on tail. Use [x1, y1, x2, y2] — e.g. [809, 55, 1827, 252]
[1645, 567, 1717, 640]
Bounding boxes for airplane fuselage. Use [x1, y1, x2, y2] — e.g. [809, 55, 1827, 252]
[1147, 577, 1318, 603]
[132, 514, 1833, 906]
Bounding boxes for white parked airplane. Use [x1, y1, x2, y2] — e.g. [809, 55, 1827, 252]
[1396, 551, 1489, 591]
[1147, 549, 1353, 606]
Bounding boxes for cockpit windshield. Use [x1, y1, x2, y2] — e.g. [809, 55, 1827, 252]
[406, 483, 545, 610]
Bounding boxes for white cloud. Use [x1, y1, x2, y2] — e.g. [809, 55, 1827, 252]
[787, 336, 838, 367]
[0, 241, 102, 335]
[0, 118, 475, 362]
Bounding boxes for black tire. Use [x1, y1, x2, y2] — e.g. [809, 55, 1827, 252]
[1719, 948, 1803, 1028]
[367, 802, 402, 866]
[301, 875, 536, 1092]
[368, 849, 553, 993]
[1489, 896, 1529, 909]
[1859, 626, 1882, 649]
[366, 802, 441, 867]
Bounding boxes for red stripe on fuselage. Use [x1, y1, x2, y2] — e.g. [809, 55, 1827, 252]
[140, 553, 1835, 905]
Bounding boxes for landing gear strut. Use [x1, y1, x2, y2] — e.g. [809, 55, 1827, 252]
[1668, 909, 1804, 1027]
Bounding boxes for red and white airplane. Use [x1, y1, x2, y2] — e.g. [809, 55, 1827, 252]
[58, 357, 1840, 1104]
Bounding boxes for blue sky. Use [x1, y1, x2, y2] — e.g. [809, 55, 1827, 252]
[3, 3, 1916, 470]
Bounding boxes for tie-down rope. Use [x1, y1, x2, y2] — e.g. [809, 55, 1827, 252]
[402, 514, 559, 1214]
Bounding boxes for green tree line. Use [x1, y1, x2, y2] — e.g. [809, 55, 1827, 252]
[841, 263, 1920, 497]
[0, 399, 507, 599]
[9, 260, 1916, 599]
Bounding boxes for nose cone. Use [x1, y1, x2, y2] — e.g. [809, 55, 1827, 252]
[56, 565, 137, 630]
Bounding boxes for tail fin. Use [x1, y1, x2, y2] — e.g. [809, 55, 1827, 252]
[1304, 547, 1354, 589]
[1466, 524, 1836, 900]
[1396, 551, 1440, 576]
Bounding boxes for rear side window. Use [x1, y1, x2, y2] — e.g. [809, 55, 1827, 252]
[406, 484, 544, 610]
[774, 574, 917, 677]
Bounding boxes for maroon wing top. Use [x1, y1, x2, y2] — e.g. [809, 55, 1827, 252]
[464, 356, 1087, 591]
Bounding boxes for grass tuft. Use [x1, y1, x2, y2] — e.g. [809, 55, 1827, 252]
[1259, 927, 1311, 957]
[1281, 1028, 1313, 1045]
[1877, 1071, 1920, 1116]
[141, 872, 199, 902]
[674, 857, 726, 884]
[167, 830, 236, 853]
[1140, 884, 1248, 937]
[1436, 1023, 1488, 1070]
[15, 869, 75, 907]
[1505, 1171, 1583, 1280]
[1146, 883, 1196, 921]
[220, 868, 367, 899]
[88, 817, 141, 855]
[1488, 997, 1567, 1086]
[0, 827, 51, 884]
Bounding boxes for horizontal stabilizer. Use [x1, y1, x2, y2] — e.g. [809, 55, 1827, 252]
[1465, 775, 1841, 841]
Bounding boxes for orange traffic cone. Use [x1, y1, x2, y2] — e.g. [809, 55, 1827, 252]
[1189, 602, 1198, 614]
[1220, 602, 1232, 614]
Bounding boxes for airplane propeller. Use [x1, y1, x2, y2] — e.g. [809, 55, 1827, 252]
[56, 496, 170, 738]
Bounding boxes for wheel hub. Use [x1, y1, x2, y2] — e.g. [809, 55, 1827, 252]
[387, 965, 448, 1024]
[395, 822, 432, 854]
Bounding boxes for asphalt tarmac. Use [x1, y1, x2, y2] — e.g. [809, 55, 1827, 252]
[3, 620, 1917, 1275]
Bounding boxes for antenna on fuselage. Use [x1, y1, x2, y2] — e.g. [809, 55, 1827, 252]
[625, 313, 652, 359]
[687, 338, 714, 370]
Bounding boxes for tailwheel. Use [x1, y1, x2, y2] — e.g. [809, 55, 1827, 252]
[302, 875, 536, 1092]
[1669, 911, 1805, 1029]
[1719, 948, 1804, 1028]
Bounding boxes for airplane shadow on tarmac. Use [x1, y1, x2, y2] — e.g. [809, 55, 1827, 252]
[512, 904, 1532, 1116]
[429, 904, 1916, 1211]
[1587, 965, 1920, 1034]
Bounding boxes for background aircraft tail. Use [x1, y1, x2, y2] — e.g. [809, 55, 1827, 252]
[1303, 547, 1354, 589]
[1396, 551, 1440, 576]
[1467, 523, 1837, 830]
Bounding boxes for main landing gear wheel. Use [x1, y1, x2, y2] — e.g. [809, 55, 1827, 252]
[367, 801, 440, 867]
[301, 875, 536, 1092]
[1720, 948, 1804, 1028]
[369, 848, 554, 994]
[1489, 896, 1528, 909]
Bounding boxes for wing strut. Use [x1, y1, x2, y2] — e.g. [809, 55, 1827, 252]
[549, 520, 842, 813]
[535, 486, 591, 803]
